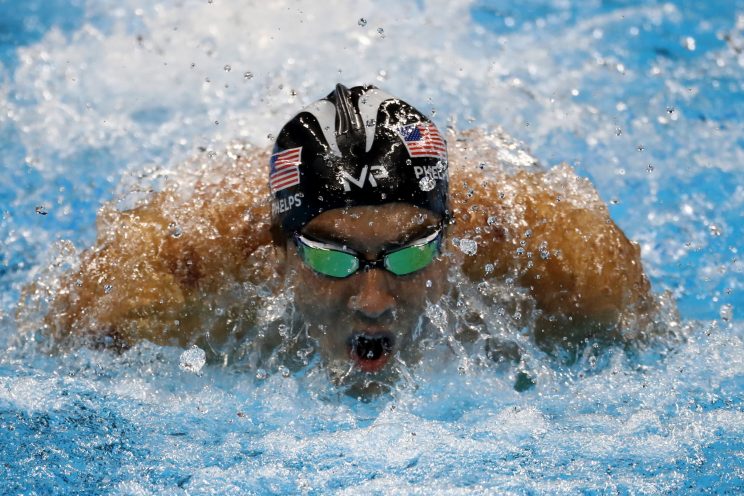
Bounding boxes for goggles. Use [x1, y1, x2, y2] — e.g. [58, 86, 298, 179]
[293, 227, 443, 278]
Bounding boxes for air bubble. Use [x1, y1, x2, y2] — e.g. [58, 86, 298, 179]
[223, 64, 231, 72]
[377, 27, 385, 38]
[255, 368, 268, 380]
[243, 71, 254, 80]
[358, 18, 367, 27]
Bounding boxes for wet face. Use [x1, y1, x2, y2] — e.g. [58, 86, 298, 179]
[284, 203, 449, 387]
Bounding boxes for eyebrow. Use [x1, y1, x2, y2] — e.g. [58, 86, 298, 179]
[303, 222, 439, 253]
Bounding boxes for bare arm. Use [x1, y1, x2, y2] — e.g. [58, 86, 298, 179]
[45, 149, 275, 348]
[449, 159, 653, 345]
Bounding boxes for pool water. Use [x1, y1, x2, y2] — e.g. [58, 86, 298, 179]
[1, 0, 742, 494]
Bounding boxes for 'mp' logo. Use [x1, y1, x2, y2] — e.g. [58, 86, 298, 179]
[339, 165, 389, 192]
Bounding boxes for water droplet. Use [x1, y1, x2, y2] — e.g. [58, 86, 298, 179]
[637, 144, 645, 152]
[615, 127, 622, 136]
[487, 216, 497, 226]
[377, 27, 385, 38]
[425, 303, 448, 329]
[709, 224, 721, 236]
[484, 263, 494, 274]
[179, 345, 206, 374]
[243, 71, 254, 80]
[515, 247, 525, 256]
[426, 279, 432, 288]
[358, 18, 367, 27]
[646, 164, 654, 173]
[419, 175, 436, 191]
[458, 238, 477, 255]
[719, 304, 733, 322]
[223, 64, 231, 72]
[168, 222, 183, 238]
[255, 368, 268, 380]
[278, 365, 291, 378]
[103, 284, 113, 294]
[366, 118, 376, 127]
[35, 206, 48, 215]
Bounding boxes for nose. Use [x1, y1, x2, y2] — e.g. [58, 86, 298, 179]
[348, 268, 397, 321]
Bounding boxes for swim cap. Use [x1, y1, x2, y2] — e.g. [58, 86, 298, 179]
[269, 84, 449, 235]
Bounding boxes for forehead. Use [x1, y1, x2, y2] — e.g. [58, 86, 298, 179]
[303, 204, 440, 248]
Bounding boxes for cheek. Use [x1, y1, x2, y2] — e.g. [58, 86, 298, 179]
[395, 261, 449, 306]
[292, 264, 350, 319]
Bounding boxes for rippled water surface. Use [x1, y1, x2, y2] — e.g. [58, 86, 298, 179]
[1, 0, 742, 494]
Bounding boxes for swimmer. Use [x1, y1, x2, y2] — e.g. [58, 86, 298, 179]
[39, 84, 655, 389]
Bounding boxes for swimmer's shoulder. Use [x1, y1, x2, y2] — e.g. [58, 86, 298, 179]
[46, 145, 278, 348]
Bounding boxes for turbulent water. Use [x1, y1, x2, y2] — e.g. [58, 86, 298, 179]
[1, 0, 742, 494]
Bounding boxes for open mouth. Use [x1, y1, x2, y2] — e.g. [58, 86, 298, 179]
[347, 332, 395, 373]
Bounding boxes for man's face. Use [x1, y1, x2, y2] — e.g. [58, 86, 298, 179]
[284, 203, 449, 386]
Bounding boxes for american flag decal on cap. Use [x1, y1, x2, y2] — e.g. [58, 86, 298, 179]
[396, 122, 447, 160]
[269, 147, 302, 193]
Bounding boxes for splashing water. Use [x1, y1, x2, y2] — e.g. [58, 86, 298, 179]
[0, 0, 742, 494]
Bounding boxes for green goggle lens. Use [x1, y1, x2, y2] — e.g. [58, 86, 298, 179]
[298, 244, 359, 278]
[295, 229, 441, 278]
[384, 241, 439, 276]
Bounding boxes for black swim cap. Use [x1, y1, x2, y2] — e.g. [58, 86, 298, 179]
[269, 84, 449, 236]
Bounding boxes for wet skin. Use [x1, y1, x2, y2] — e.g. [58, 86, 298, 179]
[282, 203, 448, 384]
[41, 133, 657, 380]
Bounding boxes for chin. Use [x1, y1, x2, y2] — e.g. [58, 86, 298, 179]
[324, 352, 400, 399]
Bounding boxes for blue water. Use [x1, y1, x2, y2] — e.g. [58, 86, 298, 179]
[1, 0, 742, 494]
